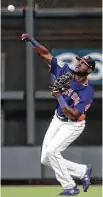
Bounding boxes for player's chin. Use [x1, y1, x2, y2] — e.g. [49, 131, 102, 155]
[77, 71, 88, 76]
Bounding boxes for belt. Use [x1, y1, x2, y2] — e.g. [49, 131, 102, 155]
[56, 112, 69, 122]
[55, 111, 80, 122]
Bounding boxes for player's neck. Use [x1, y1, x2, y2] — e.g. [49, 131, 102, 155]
[75, 75, 88, 85]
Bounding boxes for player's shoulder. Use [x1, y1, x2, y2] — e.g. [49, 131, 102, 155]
[85, 81, 94, 99]
[52, 57, 73, 71]
[62, 63, 73, 74]
[88, 81, 94, 93]
[55, 57, 71, 69]
[80, 81, 94, 102]
[51, 57, 64, 67]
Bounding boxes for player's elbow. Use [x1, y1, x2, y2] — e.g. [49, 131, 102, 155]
[42, 53, 53, 64]
[73, 109, 81, 119]
[72, 111, 80, 119]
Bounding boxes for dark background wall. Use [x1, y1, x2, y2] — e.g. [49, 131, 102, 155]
[1, 0, 102, 8]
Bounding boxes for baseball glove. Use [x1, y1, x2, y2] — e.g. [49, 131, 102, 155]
[49, 72, 74, 93]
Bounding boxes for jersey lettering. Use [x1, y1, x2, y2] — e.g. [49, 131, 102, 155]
[71, 92, 80, 105]
[62, 88, 73, 96]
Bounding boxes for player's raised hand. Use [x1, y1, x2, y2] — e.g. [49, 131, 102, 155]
[21, 33, 31, 41]
[51, 90, 61, 97]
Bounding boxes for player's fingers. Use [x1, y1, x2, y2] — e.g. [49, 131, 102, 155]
[53, 90, 60, 93]
[21, 33, 29, 40]
[21, 35, 25, 40]
[21, 33, 28, 37]
[21, 36, 28, 41]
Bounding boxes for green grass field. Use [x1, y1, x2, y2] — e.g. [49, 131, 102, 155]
[1, 185, 102, 197]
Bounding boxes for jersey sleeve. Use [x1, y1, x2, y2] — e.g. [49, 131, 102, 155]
[50, 57, 73, 78]
[74, 84, 94, 114]
[74, 99, 93, 114]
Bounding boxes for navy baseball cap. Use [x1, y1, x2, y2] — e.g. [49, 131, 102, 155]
[76, 56, 95, 71]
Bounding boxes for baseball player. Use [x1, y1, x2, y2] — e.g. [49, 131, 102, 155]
[21, 33, 95, 196]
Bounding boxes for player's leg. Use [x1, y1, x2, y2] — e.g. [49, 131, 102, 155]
[61, 121, 87, 179]
[40, 113, 77, 186]
[45, 122, 81, 189]
[40, 114, 62, 166]
[40, 114, 73, 184]
[63, 158, 87, 179]
[41, 117, 87, 178]
[46, 120, 87, 190]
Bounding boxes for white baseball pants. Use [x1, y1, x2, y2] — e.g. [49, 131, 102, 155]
[41, 113, 87, 189]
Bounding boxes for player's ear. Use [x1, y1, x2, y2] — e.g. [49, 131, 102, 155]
[88, 68, 92, 74]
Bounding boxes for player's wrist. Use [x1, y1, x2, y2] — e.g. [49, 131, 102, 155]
[30, 38, 40, 48]
[57, 96, 68, 109]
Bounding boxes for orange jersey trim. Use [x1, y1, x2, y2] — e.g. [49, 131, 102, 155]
[78, 114, 86, 121]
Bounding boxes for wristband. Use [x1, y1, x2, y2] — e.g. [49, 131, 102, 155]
[57, 96, 68, 109]
[30, 39, 40, 48]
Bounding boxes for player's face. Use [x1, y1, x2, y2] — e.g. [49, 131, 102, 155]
[75, 60, 91, 76]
